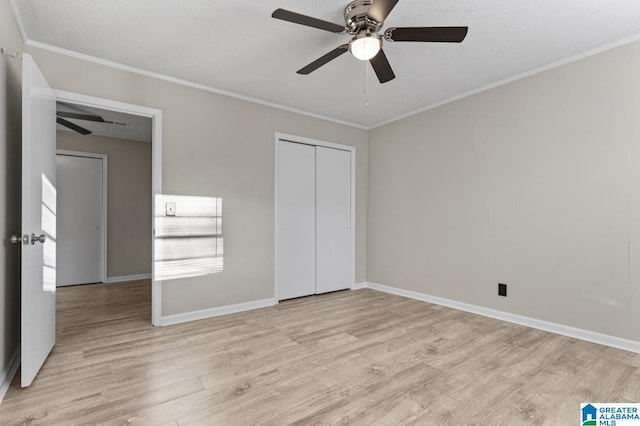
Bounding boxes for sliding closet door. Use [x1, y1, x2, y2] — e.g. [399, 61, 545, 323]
[276, 141, 316, 300]
[316, 146, 351, 294]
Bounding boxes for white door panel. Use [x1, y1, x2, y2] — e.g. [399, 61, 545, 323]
[276, 141, 316, 300]
[316, 147, 351, 294]
[21, 54, 57, 387]
[57, 155, 104, 286]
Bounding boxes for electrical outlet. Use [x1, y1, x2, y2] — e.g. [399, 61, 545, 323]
[165, 202, 176, 216]
[498, 283, 507, 297]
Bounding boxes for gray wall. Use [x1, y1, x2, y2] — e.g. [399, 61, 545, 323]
[368, 40, 640, 342]
[0, 0, 24, 384]
[57, 132, 152, 279]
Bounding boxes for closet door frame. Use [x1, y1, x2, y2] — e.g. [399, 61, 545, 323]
[274, 133, 356, 300]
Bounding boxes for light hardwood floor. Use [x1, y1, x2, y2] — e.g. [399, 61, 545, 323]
[1, 280, 639, 425]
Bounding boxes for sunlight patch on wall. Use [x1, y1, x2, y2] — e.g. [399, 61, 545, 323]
[42, 174, 57, 292]
[154, 194, 223, 281]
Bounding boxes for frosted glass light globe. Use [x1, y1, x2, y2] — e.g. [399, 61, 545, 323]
[349, 34, 381, 61]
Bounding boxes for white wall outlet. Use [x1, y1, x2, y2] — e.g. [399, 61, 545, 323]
[165, 202, 176, 216]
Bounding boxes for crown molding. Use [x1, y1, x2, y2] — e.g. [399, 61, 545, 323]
[24, 39, 368, 130]
[8, 0, 28, 44]
[370, 33, 640, 129]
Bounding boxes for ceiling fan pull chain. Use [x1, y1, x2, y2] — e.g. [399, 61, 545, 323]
[365, 59, 370, 108]
[363, 58, 366, 96]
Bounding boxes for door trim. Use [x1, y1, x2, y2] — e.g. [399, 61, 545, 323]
[54, 90, 163, 326]
[56, 150, 108, 284]
[274, 132, 356, 300]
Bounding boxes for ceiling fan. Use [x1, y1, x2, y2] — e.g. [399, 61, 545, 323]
[272, 0, 468, 83]
[56, 109, 128, 135]
[56, 111, 105, 135]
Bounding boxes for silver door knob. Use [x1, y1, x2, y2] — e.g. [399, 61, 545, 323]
[31, 233, 46, 245]
[9, 235, 22, 244]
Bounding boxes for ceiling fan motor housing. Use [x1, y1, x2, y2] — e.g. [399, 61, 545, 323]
[344, 0, 382, 34]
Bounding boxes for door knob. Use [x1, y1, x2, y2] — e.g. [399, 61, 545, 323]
[31, 233, 46, 245]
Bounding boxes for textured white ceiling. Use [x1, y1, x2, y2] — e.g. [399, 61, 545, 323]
[13, 0, 640, 128]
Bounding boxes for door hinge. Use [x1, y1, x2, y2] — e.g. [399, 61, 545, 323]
[1, 48, 22, 59]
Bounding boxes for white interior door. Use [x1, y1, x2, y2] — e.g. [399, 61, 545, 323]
[56, 154, 104, 286]
[21, 54, 57, 387]
[316, 147, 351, 294]
[276, 141, 316, 300]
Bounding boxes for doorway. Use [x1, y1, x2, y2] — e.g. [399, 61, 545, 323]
[54, 90, 163, 325]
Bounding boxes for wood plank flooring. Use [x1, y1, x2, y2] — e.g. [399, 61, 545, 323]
[1, 280, 639, 425]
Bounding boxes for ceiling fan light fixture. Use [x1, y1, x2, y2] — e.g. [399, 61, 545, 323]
[272, 1, 469, 84]
[349, 32, 381, 61]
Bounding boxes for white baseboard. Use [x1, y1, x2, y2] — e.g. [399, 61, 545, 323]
[366, 282, 640, 354]
[158, 298, 278, 326]
[106, 273, 152, 283]
[0, 346, 20, 404]
[351, 282, 366, 290]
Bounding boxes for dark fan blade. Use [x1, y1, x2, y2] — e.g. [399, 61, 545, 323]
[272, 9, 345, 33]
[57, 117, 92, 135]
[297, 45, 349, 75]
[369, 49, 395, 83]
[367, 0, 399, 23]
[56, 111, 105, 122]
[385, 27, 468, 42]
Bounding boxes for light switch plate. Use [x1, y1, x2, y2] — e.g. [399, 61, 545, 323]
[165, 202, 176, 216]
